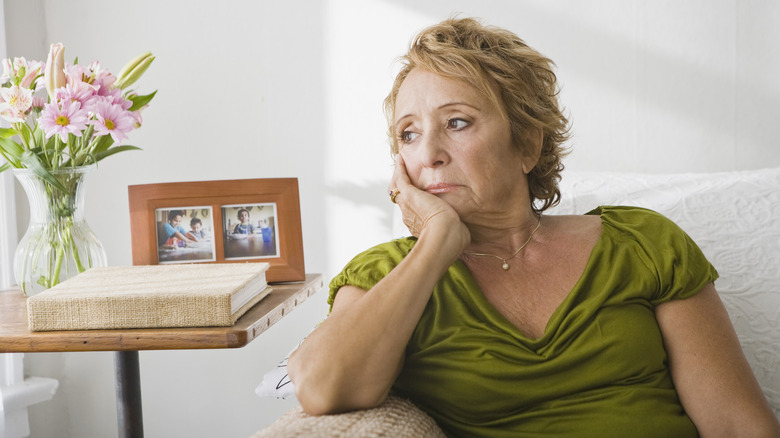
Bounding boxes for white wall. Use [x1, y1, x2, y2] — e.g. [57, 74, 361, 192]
[4, 0, 780, 437]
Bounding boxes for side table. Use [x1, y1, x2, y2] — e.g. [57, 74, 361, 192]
[0, 273, 324, 438]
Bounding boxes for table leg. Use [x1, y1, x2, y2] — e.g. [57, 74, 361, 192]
[114, 351, 144, 438]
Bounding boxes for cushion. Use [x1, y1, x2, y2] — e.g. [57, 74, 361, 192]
[251, 396, 446, 438]
[550, 167, 780, 416]
[255, 343, 298, 399]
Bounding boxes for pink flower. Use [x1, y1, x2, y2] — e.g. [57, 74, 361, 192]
[89, 60, 118, 91]
[90, 101, 135, 144]
[55, 82, 99, 111]
[39, 99, 89, 142]
[131, 107, 146, 128]
[1, 57, 24, 84]
[1, 57, 43, 90]
[20, 61, 43, 89]
[64, 64, 100, 101]
[0, 85, 33, 122]
[0, 103, 24, 123]
[32, 95, 47, 110]
[93, 86, 131, 110]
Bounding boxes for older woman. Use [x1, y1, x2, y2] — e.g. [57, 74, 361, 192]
[288, 17, 780, 437]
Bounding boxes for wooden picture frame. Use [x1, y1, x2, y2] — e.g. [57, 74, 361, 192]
[128, 178, 305, 283]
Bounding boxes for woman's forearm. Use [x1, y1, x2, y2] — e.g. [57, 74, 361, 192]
[289, 224, 466, 415]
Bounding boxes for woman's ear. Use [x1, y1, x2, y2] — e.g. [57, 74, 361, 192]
[521, 128, 543, 174]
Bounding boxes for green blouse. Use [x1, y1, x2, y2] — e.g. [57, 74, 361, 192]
[329, 206, 718, 437]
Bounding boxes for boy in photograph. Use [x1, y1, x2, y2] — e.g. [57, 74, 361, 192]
[163, 210, 198, 247]
[190, 217, 210, 239]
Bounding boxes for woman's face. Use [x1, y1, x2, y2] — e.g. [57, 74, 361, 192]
[394, 68, 531, 221]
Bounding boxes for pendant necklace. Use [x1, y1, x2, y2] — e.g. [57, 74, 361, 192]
[463, 214, 542, 271]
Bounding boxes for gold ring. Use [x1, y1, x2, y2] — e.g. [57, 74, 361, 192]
[389, 188, 400, 203]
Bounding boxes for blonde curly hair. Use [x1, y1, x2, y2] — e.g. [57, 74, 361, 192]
[384, 17, 570, 213]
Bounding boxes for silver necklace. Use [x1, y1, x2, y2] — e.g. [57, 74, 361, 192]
[463, 215, 542, 271]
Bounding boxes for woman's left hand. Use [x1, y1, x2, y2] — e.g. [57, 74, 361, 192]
[389, 154, 470, 256]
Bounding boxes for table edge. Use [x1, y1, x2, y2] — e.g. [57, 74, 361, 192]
[0, 273, 325, 352]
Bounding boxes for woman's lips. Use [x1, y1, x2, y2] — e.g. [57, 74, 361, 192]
[425, 183, 460, 194]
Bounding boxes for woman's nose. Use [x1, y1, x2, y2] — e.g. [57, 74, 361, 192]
[419, 131, 449, 168]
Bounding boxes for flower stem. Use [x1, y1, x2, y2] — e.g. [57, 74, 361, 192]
[51, 243, 65, 287]
[66, 219, 86, 272]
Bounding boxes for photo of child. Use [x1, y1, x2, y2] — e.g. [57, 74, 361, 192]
[222, 203, 279, 260]
[232, 208, 256, 235]
[162, 209, 198, 246]
[156, 206, 216, 264]
[189, 217, 210, 239]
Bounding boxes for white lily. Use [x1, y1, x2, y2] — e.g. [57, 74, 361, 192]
[44, 43, 66, 100]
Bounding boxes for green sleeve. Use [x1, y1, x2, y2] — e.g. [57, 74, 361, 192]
[327, 237, 417, 312]
[593, 206, 719, 305]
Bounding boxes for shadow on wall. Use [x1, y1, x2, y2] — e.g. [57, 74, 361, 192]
[382, 0, 780, 166]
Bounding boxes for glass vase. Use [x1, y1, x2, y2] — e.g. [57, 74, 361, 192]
[13, 166, 107, 296]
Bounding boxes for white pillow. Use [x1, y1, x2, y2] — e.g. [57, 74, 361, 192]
[552, 167, 780, 416]
[256, 326, 317, 400]
[255, 342, 299, 400]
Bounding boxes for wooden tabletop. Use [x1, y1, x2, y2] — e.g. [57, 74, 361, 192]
[0, 273, 324, 353]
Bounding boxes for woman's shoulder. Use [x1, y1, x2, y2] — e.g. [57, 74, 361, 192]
[585, 205, 682, 232]
[586, 204, 665, 217]
[344, 237, 418, 267]
[583, 205, 700, 255]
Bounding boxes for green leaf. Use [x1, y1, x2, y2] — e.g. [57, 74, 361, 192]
[43, 132, 55, 149]
[0, 137, 24, 166]
[0, 137, 24, 156]
[94, 145, 142, 162]
[17, 123, 32, 146]
[19, 151, 68, 192]
[127, 90, 157, 112]
[0, 162, 11, 173]
[0, 152, 19, 169]
[0, 127, 18, 139]
[91, 134, 115, 155]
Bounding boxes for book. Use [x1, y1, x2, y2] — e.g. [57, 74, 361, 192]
[27, 263, 271, 331]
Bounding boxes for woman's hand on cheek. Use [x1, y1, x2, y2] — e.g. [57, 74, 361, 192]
[389, 155, 471, 255]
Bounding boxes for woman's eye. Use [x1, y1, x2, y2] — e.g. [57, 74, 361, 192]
[447, 118, 469, 130]
[400, 131, 420, 143]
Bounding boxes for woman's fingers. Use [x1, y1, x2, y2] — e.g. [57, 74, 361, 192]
[388, 155, 471, 251]
[388, 155, 412, 204]
[389, 155, 427, 236]
[388, 155, 446, 238]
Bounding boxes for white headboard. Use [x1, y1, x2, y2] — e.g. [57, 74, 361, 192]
[551, 167, 780, 416]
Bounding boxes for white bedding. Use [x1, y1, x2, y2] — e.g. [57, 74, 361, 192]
[551, 167, 780, 416]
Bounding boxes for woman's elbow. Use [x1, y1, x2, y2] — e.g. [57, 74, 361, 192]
[291, 378, 383, 416]
[288, 351, 343, 415]
[293, 383, 339, 416]
[288, 351, 389, 415]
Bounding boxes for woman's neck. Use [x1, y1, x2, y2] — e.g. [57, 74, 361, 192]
[464, 210, 541, 255]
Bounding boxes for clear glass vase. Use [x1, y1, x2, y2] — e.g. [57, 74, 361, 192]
[13, 166, 107, 296]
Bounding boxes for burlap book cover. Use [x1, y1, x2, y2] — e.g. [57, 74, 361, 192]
[27, 263, 270, 331]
